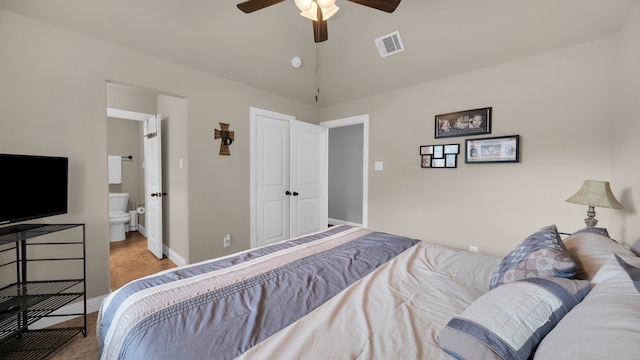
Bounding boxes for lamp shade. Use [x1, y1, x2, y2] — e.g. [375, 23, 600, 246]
[565, 180, 623, 209]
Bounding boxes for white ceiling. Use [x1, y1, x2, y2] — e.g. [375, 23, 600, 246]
[0, 0, 637, 106]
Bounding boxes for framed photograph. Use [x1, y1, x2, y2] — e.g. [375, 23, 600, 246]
[420, 145, 433, 155]
[445, 154, 457, 168]
[465, 135, 520, 163]
[435, 107, 492, 139]
[444, 144, 460, 154]
[433, 145, 444, 158]
[419, 143, 459, 168]
[432, 158, 446, 168]
[421, 155, 432, 168]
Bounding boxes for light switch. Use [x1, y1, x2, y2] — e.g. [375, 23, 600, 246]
[374, 161, 383, 171]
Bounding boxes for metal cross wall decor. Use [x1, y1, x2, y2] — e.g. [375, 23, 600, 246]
[214, 123, 234, 156]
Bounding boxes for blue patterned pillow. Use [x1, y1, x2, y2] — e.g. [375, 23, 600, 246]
[438, 277, 590, 360]
[489, 225, 576, 290]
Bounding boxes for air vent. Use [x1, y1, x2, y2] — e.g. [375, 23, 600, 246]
[374, 30, 405, 58]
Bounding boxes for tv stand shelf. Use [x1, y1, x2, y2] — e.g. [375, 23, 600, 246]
[0, 223, 86, 360]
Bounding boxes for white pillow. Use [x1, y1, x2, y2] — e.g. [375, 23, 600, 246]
[534, 254, 640, 360]
[438, 277, 590, 360]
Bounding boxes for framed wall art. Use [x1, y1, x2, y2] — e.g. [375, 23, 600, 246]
[465, 135, 520, 164]
[420, 144, 460, 168]
[435, 107, 492, 139]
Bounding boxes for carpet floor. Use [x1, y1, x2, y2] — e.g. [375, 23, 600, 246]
[48, 312, 99, 360]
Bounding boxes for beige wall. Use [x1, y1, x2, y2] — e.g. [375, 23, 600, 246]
[107, 83, 158, 114]
[611, 5, 640, 247]
[321, 38, 622, 256]
[157, 94, 189, 262]
[0, 9, 318, 298]
[1, 6, 638, 300]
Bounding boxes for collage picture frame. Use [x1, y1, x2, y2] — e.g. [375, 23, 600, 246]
[420, 144, 460, 168]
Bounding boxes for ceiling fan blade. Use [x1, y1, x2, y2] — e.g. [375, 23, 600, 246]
[347, 0, 401, 13]
[313, 5, 328, 43]
[237, 0, 286, 13]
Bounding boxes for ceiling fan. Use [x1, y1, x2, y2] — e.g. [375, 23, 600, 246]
[237, 0, 401, 43]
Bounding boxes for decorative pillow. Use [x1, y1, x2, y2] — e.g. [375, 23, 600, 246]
[438, 277, 590, 360]
[571, 227, 610, 238]
[632, 238, 640, 257]
[489, 225, 576, 289]
[590, 253, 640, 286]
[534, 255, 640, 359]
[564, 230, 637, 280]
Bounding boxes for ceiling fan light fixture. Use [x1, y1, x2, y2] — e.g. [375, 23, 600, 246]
[294, 0, 313, 11]
[300, 4, 339, 21]
[317, 0, 336, 8]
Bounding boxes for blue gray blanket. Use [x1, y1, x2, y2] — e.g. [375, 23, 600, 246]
[98, 226, 419, 360]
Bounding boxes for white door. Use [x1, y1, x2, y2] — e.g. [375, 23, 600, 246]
[144, 115, 164, 259]
[290, 120, 327, 237]
[251, 108, 327, 248]
[255, 115, 290, 247]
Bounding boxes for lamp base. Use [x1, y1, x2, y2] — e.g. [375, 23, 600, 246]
[584, 205, 598, 228]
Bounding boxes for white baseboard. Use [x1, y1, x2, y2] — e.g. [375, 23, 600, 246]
[138, 224, 147, 237]
[163, 244, 186, 267]
[132, 226, 185, 266]
[328, 218, 363, 227]
[30, 294, 108, 329]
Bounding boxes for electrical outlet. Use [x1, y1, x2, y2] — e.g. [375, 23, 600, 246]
[223, 234, 231, 248]
[468, 245, 479, 253]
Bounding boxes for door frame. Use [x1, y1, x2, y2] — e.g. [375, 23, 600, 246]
[106, 108, 163, 255]
[320, 114, 369, 228]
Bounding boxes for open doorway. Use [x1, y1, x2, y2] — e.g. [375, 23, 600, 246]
[106, 82, 188, 289]
[321, 115, 369, 228]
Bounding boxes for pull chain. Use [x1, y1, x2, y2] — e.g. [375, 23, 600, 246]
[315, 42, 320, 103]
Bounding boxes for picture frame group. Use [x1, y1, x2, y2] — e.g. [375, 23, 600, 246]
[435, 107, 492, 139]
[420, 144, 460, 168]
[465, 135, 520, 163]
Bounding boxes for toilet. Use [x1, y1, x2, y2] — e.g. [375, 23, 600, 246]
[109, 192, 130, 242]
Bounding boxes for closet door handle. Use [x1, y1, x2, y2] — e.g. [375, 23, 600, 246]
[292, 192, 299, 197]
[151, 192, 167, 197]
[285, 191, 292, 196]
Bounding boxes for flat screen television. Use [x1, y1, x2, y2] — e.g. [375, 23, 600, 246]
[0, 154, 69, 227]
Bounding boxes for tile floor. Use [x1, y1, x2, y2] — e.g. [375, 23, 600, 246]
[109, 231, 177, 290]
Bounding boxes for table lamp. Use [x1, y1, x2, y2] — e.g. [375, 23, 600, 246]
[565, 180, 623, 227]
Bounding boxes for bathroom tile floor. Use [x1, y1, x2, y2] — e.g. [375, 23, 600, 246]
[109, 231, 177, 291]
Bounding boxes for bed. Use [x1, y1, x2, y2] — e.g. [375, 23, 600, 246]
[97, 224, 640, 360]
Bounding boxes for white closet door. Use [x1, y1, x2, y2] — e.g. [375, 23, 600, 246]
[255, 114, 291, 248]
[251, 108, 327, 248]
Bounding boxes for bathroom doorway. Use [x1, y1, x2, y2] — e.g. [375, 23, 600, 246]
[106, 81, 188, 288]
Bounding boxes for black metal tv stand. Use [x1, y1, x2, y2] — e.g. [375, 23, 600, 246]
[0, 224, 86, 359]
[0, 224, 47, 237]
